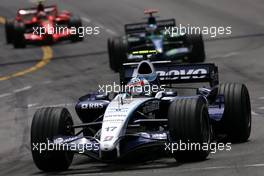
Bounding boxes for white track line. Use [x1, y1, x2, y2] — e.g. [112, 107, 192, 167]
[0, 93, 12, 98]
[81, 17, 91, 23]
[81, 16, 117, 35]
[105, 28, 118, 35]
[212, 52, 239, 59]
[252, 111, 259, 116]
[222, 52, 238, 57]
[27, 103, 39, 108]
[0, 80, 52, 99]
[13, 86, 32, 93]
[0, 85, 32, 99]
[246, 163, 264, 167]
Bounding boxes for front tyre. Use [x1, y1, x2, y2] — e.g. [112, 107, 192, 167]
[107, 38, 115, 71]
[107, 37, 127, 72]
[5, 19, 14, 44]
[68, 16, 84, 42]
[13, 22, 26, 48]
[216, 83, 251, 143]
[168, 97, 211, 162]
[31, 107, 74, 172]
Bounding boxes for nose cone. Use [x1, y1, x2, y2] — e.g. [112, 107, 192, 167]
[100, 141, 117, 151]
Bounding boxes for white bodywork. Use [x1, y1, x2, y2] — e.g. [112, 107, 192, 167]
[100, 94, 151, 151]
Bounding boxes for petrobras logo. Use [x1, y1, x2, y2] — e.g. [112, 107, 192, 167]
[157, 68, 208, 80]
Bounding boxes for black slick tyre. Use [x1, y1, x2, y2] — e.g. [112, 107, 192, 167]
[13, 22, 26, 48]
[168, 97, 211, 162]
[217, 83, 251, 143]
[31, 107, 74, 172]
[5, 19, 14, 44]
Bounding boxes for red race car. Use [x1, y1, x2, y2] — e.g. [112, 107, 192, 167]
[5, 2, 83, 48]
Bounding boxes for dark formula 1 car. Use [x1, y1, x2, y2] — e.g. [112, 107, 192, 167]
[30, 60, 251, 172]
[107, 9, 206, 72]
[5, 1, 83, 48]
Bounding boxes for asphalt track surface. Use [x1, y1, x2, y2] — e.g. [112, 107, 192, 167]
[0, 0, 264, 175]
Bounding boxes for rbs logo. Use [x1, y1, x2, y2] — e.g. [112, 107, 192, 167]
[81, 103, 104, 109]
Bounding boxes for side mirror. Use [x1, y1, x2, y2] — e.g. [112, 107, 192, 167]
[207, 86, 218, 103]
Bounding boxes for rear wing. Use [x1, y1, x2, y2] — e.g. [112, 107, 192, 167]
[17, 5, 57, 16]
[120, 62, 219, 87]
[125, 19, 175, 34]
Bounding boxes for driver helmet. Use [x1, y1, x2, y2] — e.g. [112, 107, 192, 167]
[126, 77, 150, 96]
[146, 23, 158, 35]
[37, 11, 47, 20]
[146, 16, 158, 34]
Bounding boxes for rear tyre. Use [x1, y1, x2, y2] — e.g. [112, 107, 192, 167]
[68, 16, 83, 42]
[186, 34, 205, 63]
[13, 22, 26, 48]
[107, 37, 127, 72]
[5, 19, 14, 44]
[107, 38, 115, 70]
[168, 97, 211, 162]
[31, 107, 74, 172]
[216, 83, 251, 143]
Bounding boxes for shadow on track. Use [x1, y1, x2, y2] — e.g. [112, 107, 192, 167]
[32, 157, 184, 175]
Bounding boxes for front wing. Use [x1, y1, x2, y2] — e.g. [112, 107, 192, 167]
[51, 132, 168, 161]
